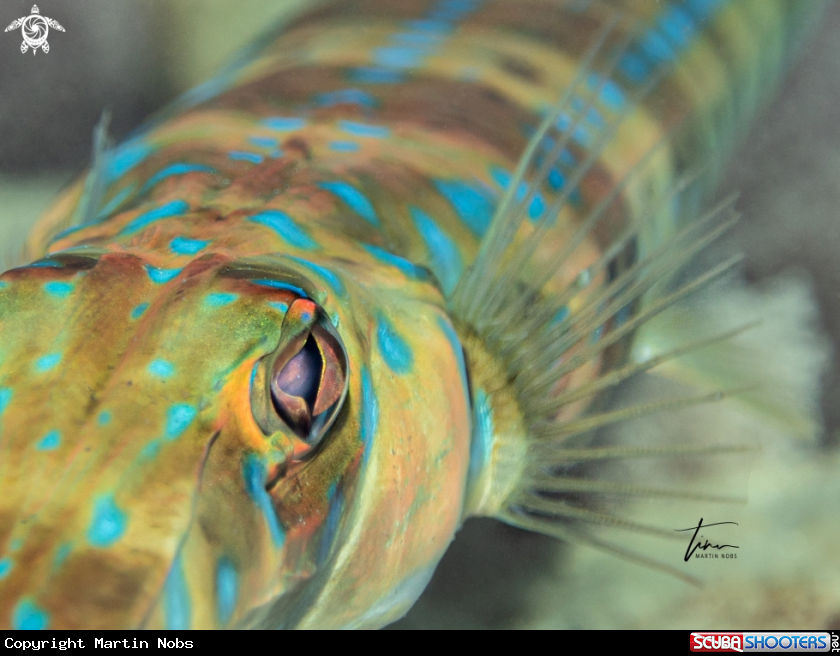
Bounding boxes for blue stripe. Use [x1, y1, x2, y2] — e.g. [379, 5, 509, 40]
[433, 179, 495, 237]
[318, 181, 380, 225]
[142, 163, 215, 191]
[121, 200, 189, 235]
[409, 206, 463, 295]
[377, 315, 413, 374]
[249, 210, 318, 250]
[338, 120, 391, 138]
[287, 257, 346, 298]
[243, 456, 286, 547]
[163, 554, 192, 630]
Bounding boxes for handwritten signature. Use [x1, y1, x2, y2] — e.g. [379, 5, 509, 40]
[675, 517, 739, 562]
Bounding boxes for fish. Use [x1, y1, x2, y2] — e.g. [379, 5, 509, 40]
[0, 0, 826, 630]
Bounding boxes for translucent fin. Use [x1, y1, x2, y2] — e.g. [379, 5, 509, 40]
[70, 110, 114, 229]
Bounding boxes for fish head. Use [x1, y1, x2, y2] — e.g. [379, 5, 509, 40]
[0, 244, 471, 629]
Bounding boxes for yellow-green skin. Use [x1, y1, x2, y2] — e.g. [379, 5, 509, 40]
[0, 0, 819, 629]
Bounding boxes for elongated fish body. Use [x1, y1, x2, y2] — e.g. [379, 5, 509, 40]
[0, 0, 823, 629]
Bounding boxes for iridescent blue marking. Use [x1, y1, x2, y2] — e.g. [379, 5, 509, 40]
[360, 367, 378, 465]
[403, 19, 453, 34]
[29, 259, 62, 268]
[362, 244, 428, 280]
[148, 359, 175, 379]
[107, 140, 153, 181]
[619, 51, 650, 84]
[433, 179, 495, 237]
[465, 389, 493, 505]
[163, 553, 192, 630]
[0, 558, 12, 579]
[229, 151, 264, 164]
[251, 279, 308, 298]
[121, 200, 189, 235]
[164, 404, 197, 441]
[243, 455, 285, 547]
[140, 441, 162, 460]
[614, 304, 632, 327]
[372, 46, 426, 69]
[338, 120, 391, 138]
[437, 315, 469, 402]
[318, 181, 380, 226]
[548, 168, 565, 191]
[528, 193, 545, 220]
[317, 487, 343, 565]
[685, 0, 723, 20]
[0, 281, 7, 289]
[248, 136, 279, 149]
[287, 257, 346, 298]
[131, 302, 149, 320]
[170, 236, 209, 255]
[267, 301, 289, 313]
[142, 163, 216, 191]
[44, 281, 73, 298]
[35, 430, 61, 451]
[552, 306, 570, 324]
[377, 315, 413, 374]
[54, 544, 71, 568]
[659, 5, 696, 48]
[216, 558, 238, 626]
[98, 411, 112, 426]
[392, 31, 444, 46]
[0, 388, 11, 415]
[35, 353, 61, 373]
[205, 292, 238, 307]
[410, 206, 463, 295]
[11, 599, 49, 630]
[314, 88, 377, 108]
[249, 210, 318, 250]
[87, 495, 127, 547]
[328, 140, 360, 152]
[145, 265, 183, 284]
[347, 67, 405, 84]
[263, 117, 306, 131]
[640, 28, 676, 63]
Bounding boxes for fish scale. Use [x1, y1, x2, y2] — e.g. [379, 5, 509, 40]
[0, 0, 824, 629]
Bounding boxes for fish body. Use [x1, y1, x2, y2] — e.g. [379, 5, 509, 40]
[0, 0, 823, 629]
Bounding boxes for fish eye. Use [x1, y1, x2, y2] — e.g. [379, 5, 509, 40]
[251, 300, 348, 459]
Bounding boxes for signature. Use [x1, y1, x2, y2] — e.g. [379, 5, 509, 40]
[675, 517, 739, 562]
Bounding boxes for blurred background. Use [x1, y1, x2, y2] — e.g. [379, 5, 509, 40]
[0, 0, 838, 629]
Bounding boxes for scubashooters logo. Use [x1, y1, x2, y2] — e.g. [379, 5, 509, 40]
[690, 632, 836, 653]
[4, 5, 64, 54]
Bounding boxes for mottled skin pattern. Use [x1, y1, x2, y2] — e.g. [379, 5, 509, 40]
[0, 0, 817, 629]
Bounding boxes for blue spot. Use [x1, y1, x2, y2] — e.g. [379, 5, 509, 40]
[121, 200, 189, 235]
[318, 181, 379, 225]
[362, 244, 428, 279]
[11, 599, 49, 630]
[640, 28, 676, 63]
[377, 316, 413, 374]
[0, 388, 13, 414]
[164, 404, 197, 441]
[140, 441, 162, 460]
[35, 353, 61, 373]
[107, 140, 153, 181]
[619, 51, 650, 84]
[409, 206, 463, 295]
[229, 151, 264, 164]
[437, 315, 469, 403]
[131, 302, 150, 320]
[98, 411, 112, 426]
[0, 558, 12, 579]
[251, 279, 308, 297]
[249, 210, 317, 250]
[267, 301, 289, 313]
[465, 389, 493, 505]
[372, 46, 426, 69]
[347, 67, 405, 84]
[44, 281, 73, 298]
[360, 368, 378, 464]
[434, 179, 495, 236]
[29, 258, 62, 268]
[328, 140, 359, 152]
[314, 88, 377, 108]
[615, 304, 632, 327]
[552, 306, 570, 324]
[142, 163, 216, 191]
[548, 168, 565, 190]
[164, 554, 192, 630]
[35, 430, 61, 451]
[170, 236, 209, 255]
[659, 6, 696, 48]
[287, 257, 346, 298]
[148, 359, 175, 379]
[243, 456, 285, 547]
[247, 136, 279, 149]
[205, 292, 238, 307]
[87, 495, 127, 547]
[0, 281, 6, 289]
[54, 544, 71, 567]
[338, 120, 390, 138]
[528, 193, 545, 220]
[403, 19, 453, 34]
[263, 117, 306, 131]
[216, 558, 238, 626]
[145, 265, 183, 284]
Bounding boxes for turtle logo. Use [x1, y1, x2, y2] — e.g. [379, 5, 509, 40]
[4, 5, 64, 55]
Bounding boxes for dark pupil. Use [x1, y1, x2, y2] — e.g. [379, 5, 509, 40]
[274, 335, 321, 410]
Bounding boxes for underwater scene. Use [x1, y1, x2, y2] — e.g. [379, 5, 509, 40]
[0, 0, 838, 629]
